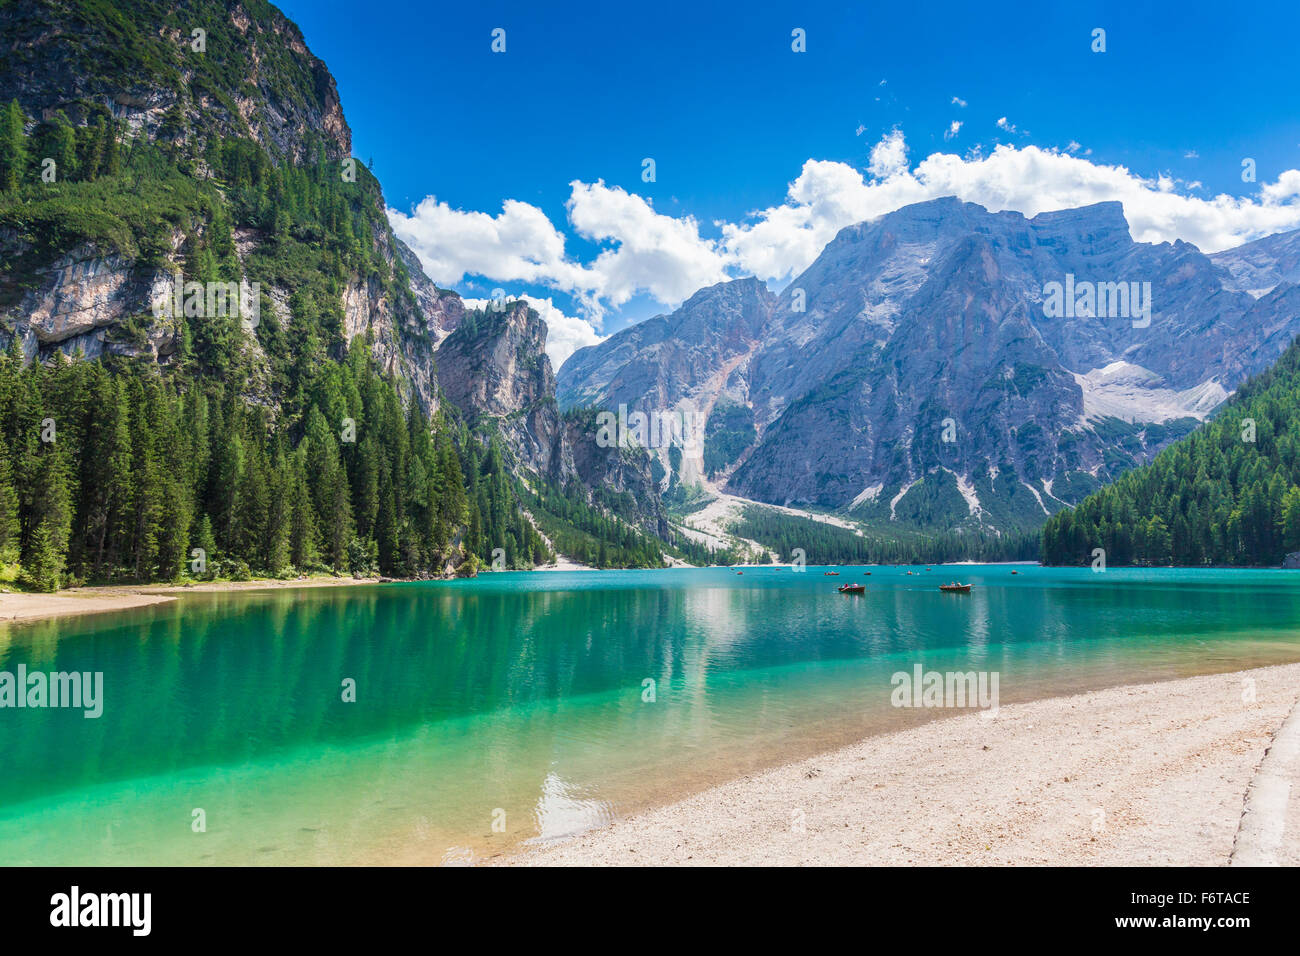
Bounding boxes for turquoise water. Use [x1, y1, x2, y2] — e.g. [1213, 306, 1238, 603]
[2, 566, 1299, 864]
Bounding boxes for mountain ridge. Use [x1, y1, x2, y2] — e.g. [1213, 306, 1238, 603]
[559, 198, 1300, 538]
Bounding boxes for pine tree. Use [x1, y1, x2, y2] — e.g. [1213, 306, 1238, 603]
[0, 99, 26, 191]
[0, 434, 20, 564]
[19, 523, 62, 592]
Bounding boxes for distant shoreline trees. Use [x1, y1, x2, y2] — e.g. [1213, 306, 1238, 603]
[1042, 336, 1300, 567]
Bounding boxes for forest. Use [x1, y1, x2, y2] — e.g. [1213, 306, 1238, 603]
[731, 506, 1040, 566]
[1041, 335, 1300, 566]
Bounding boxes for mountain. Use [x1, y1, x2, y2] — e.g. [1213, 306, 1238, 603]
[437, 301, 670, 539]
[1041, 334, 1300, 567]
[559, 197, 1300, 538]
[0, 0, 677, 588]
[1211, 226, 1300, 297]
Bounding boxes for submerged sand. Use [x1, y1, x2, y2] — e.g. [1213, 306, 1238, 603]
[511, 663, 1300, 866]
[0, 576, 386, 624]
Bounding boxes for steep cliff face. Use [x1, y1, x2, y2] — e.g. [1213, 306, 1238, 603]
[0, 0, 350, 163]
[560, 198, 1300, 533]
[560, 276, 775, 412]
[559, 276, 776, 487]
[439, 300, 669, 537]
[1211, 226, 1300, 297]
[0, 0, 467, 419]
[0, 227, 182, 362]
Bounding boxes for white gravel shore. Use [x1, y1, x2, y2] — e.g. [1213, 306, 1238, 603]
[511, 663, 1300, 866]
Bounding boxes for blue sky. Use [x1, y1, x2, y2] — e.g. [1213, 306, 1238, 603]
[278, 0, 1300, 362]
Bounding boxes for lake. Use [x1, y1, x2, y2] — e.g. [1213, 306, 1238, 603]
[2, 566, 1299, 864]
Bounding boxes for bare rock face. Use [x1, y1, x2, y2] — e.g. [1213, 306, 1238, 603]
[437, 300, 669, 536]
[436, 300, 565, 475]
[1211, 227, 1300, 297]
[396, 239, 463, 342]
[22, 248, 161, 343]
[559, 197, 1300, 532]
[437, 301, 554, 418]
[0, 226, 183, 363]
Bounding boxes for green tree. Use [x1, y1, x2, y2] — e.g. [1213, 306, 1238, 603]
[0, 99, 26, 191]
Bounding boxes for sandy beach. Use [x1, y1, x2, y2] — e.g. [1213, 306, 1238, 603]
[0, 576, 387, 624]
[511, 663, 1300, 866]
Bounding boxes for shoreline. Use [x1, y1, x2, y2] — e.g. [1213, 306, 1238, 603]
[0, 575, 388, 624]
[5, 562, 1298, 625]
[508, 662, 1300, 866]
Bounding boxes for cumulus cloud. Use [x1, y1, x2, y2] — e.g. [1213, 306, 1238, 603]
[868, 128, 909, 179]
[391, 129, 1300, 320]
[996, 116, 1017, 134]
[390, 181, 727, 320]
[944, 120, 962, 141]
[720, 135, 1300, 281]
[461, 294, 603, 368]
[388, 196, 591, 293]
[951, 96, 967, 108]
[565, 180, 730, 308]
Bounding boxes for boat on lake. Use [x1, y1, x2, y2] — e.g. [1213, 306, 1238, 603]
[939, 583, 972, 593]
[838, 583, 865, 594]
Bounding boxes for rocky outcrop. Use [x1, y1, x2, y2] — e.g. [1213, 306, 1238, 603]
[439, 299, 669, 536]
[0, 227, 184, 363]
[438, 301, 555, 419]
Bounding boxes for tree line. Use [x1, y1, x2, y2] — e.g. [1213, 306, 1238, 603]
[730, 506, 1040, 565]
[0, 337, 565, 590]
[1042, 336, 1300, 566]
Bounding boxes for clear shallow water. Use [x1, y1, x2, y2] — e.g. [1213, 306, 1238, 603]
[2, 566, 1299, 865]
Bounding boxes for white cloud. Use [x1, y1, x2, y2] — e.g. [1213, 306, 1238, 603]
[392, 129, 1300, 321]
[719, 136, 1300, 282]
[565, 180, 730, 308]
[388, 196, 591, 294]
[868, 128, 909, 179]
[996, 116, 1017, 134]
[951, 96, 967, 108]
[461, 294, 603, 368]
[944, 120, 962, 141]
[390, 181, 728, 321]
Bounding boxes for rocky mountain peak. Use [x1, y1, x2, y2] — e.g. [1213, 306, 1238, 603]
[0, 0, 351, 164]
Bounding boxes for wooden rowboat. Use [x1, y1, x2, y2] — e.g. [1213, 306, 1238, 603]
[939, 583, 972, 593]
[824, 571, 839, 576]
[838, 583, 865, 594]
